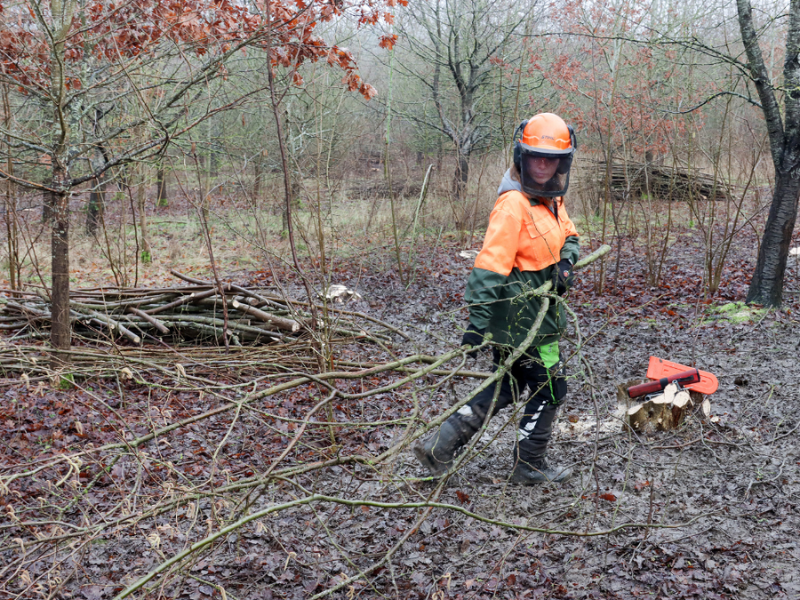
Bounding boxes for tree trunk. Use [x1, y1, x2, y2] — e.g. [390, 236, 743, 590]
[746, 167, 800, 306]
[253, 155, 262, 202]
[5, 181, 17, 291]
[48, 1, 74, 353]
[86, 177, 105, 235]
[50, 177, 71, 350]
[453, 152, 469, 204]
[42, 190, 54, 223]
[210, 147, 219, 179]
[138, 170, 152, 264]
[156, 166, 168, 207]
[2, 84, 17, 290]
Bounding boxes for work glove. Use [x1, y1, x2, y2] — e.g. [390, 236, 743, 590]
[555, 259, 574, 296]
[460, 324, 487, 358]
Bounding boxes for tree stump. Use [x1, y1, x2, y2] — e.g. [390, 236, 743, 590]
[617, 379, 706, 434]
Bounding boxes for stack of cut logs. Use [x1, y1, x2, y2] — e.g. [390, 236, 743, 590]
[577, 159, 729, 202]
[0, 271, 370, 347]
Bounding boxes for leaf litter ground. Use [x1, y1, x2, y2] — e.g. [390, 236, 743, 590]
[2, 221, 800, 600]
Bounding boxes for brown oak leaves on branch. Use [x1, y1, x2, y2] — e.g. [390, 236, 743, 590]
[0, 0, 403, 99]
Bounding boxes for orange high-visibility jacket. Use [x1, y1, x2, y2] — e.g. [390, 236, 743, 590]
[465, 188, 580, 349]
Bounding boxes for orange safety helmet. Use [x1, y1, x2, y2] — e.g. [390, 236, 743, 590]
[513, 113, 577, 198]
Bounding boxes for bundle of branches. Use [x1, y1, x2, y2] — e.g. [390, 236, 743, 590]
[0, 337, 448, 386]
[579, 159, 729, 202]
[0, 271, 390, 348]
[0, 343, 326, 386]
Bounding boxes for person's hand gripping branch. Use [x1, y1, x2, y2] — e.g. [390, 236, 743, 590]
[555, 259, 574, 296]
[460, 324, 488, 358]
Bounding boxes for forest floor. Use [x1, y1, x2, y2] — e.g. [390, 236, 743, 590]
[2, 203, 800, 600]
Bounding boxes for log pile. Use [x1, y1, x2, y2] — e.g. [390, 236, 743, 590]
[578, 159, 729, 202]
[0, 271, 382, 347]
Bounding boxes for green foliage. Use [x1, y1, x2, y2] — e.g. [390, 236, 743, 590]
[57, 373, 75, 390]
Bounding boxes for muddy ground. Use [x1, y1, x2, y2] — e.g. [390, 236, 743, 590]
[345, 227, 800, 600]
[2, 219, 800, 600]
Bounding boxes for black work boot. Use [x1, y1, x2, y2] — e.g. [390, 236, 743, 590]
[510, 454, 572, 484]
[511, 402, 571, 484]
[414, 411, 481, 477]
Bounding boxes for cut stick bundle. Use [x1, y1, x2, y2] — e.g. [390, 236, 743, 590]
[577, 158, 730, 202]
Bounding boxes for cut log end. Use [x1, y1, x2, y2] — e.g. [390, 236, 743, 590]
[627, 404, 643, 416]
[672, 390, 691, 409]
[623, 382, 706, 434]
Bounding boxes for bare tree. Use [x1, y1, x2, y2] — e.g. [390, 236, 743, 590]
[737, 0, 800, 306]
[395, 0, 533, 205]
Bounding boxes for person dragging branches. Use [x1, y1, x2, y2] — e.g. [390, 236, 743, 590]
[414, 113, 580, 484]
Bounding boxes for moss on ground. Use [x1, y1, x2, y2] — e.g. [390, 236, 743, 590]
[706, 301, 767, 324]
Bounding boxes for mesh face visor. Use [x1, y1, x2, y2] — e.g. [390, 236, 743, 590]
[518, 149, 573, 198]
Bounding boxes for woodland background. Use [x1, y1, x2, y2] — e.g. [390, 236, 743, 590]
[1, 0, 800, 599]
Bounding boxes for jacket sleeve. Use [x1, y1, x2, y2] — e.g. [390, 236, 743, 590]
[559, 204, 580, 265]
[560, 235, 580, 265]
[464, 207, 520, 330]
